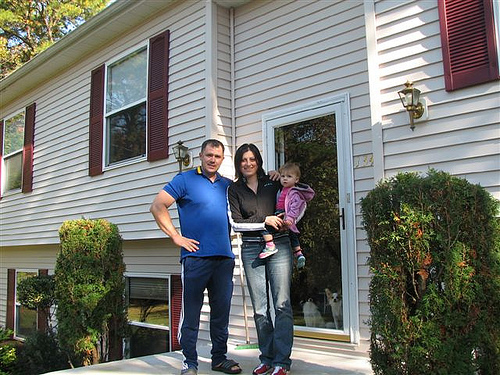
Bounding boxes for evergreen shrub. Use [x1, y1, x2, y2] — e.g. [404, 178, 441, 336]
[13, 331, 69, 374]
[360, 170, 500, 374]
[0, 329, 16, 375]
[55, 219, 127, 366]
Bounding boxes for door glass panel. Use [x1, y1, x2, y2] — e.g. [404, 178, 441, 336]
[274, 114, 344, 332]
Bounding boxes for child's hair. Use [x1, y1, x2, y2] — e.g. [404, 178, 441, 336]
[279, 162, 301, 179]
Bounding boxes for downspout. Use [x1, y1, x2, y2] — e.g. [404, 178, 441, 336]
[364, 0, 384, 183]
[230, 6, 252, 346]
[205, 0, 217, 141]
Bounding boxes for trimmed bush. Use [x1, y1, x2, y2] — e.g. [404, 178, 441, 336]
[361, 170, 500, 374]
[55, 219, 127, 366]
[0, 328, 16, 375]
[13, 331, 69, 374]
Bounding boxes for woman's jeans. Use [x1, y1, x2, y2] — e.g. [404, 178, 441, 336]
[241, 234, 293, 370]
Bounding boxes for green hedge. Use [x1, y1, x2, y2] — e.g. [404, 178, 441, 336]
[361, 170, 500, 374]
[55, 219, 127, 366]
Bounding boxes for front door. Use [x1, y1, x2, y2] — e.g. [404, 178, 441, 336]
[264, 95, 357, 342]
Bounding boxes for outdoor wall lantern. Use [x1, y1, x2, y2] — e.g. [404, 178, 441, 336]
[173, 140, 191, 172]
[398, 80, 426, 131]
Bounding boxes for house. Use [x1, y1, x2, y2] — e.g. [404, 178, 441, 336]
[1, 0, 498, 359]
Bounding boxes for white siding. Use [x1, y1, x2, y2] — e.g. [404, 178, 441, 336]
[232, 0, 372, 347]
[375, 0, 500, 199]
[0, 1, 209, 246]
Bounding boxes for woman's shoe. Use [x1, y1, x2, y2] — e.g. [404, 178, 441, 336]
[271, 366, 289, 375]
[253, 363, 273, 375]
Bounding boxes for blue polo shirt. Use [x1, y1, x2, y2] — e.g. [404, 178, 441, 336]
[163, 167, 233, 261]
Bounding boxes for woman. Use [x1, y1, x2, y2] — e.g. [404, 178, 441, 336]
[227, 144, 293, 375]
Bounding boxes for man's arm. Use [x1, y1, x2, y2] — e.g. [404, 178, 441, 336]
[150, 190, 199, 252]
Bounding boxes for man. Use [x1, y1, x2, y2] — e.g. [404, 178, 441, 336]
[150, 139, 242, 375]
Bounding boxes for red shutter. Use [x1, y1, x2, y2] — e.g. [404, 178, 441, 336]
[438, 0, 499, 91]
[0, 120, 3, 200]
[89, 65, 105, 176]
[147, 30, 170, 162]
[6, 269, 15, 331]
[22, 103, 35, 193]
[170, 274, 182, 351]
[37, 269, 49, 332]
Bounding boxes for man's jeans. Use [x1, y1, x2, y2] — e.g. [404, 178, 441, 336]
[241, 234, 293, 370]
[179, 256, 235, 370]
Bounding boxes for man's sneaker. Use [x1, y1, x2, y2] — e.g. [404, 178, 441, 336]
[253, 363, 273, 375]
[296, 255, 306, 269]
[180, 367, 197, 375]
[271, 366, 289, 375]
[259, 245, 278, 259]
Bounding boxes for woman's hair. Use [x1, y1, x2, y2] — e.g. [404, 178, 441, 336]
[279, 162, 301, 179]
[234, 143, 266, 181]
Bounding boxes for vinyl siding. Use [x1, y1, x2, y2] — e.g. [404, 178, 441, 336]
[0, 1, 208, 246]
[375, 0, 500, 199]
[232, 0, 372, 347]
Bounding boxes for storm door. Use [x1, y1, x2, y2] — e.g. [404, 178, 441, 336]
[264, 95, 357, 342]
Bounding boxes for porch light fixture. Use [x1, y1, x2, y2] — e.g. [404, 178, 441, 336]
[398, 80, 425, 131]
[172, 140, 190, 172]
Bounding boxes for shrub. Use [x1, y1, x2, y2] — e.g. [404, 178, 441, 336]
[361, 170, 500, 375]
[55, 219, 127, 366]
[13, 331, 69, 374]
[0, 328, 16, 375]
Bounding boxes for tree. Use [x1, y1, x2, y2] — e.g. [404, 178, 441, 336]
[0, 0, 110, 79]
[55, 219, 127, 367]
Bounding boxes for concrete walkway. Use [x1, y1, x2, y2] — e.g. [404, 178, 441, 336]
[46, 342, 373, 375]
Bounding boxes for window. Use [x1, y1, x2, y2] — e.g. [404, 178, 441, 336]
[106, 48, 147, 166]
[15, 271, 38, 338]
[2, 111, 25, 191]
[125, 275, 181, 358]
[438, 0, 499, 91]
[7, 269, 48, 338]
[89, 30, 170, 176]
[0, 104, 35, 197]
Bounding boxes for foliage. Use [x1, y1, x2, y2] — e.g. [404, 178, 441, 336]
[0, 328, 16, 375]
[17, 274, 55, 311]
[361, 170, 500, 374]
[13, 331, 69, 375]
[0, 0, 110, 78]
[55, 218, 127, 367]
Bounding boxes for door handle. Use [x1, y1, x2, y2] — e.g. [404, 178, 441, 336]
[340, 207, 345, 230]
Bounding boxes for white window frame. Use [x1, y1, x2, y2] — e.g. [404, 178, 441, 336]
[2, 109, 25, 194]
[103, 43, 149, 170]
